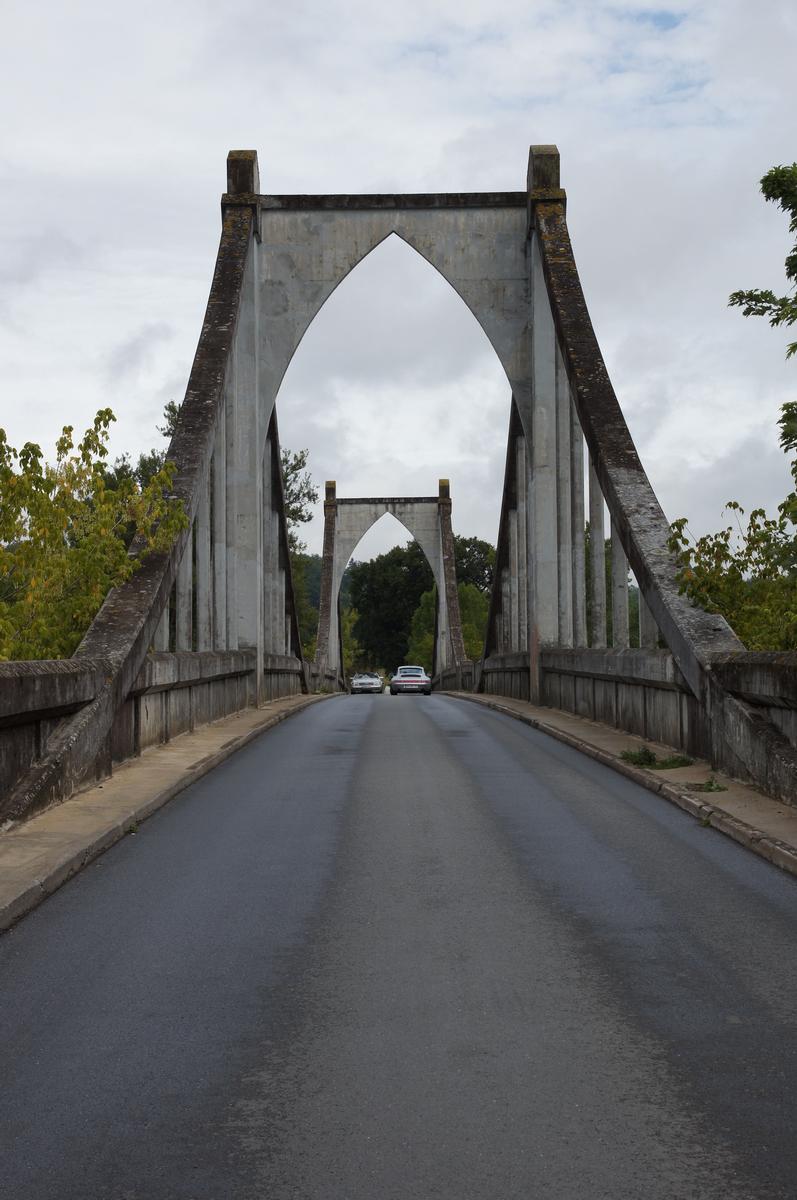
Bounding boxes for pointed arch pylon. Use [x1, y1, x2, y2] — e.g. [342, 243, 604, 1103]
[3, 145, 796, 827]
[313, 480, 466, 687]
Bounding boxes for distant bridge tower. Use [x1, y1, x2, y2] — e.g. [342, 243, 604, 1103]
[314, 480, 466, 685]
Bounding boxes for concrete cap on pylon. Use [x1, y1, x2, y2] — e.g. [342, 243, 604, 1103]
[527, 145, 560, 192]
[227, 150, 260, 195]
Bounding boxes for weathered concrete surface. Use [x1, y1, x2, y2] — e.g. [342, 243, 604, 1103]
[314, 482, 466, 680]
[448, 691, 797, 877]
[0, 693, 339, 932]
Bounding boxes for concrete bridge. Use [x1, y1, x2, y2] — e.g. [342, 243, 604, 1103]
[1, 143, 795, 820]
[2, 145, 797, 1197]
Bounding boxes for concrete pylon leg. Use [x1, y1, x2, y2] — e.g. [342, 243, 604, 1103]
[528, 232, 560, 699]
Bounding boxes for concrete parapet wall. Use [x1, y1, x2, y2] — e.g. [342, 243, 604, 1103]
[1, 649, 307, 826]
[481, 652, 532, 702]
[434, 663, 475, 692]
[540, 647, 705, 757]
[472, 646, 797, 805]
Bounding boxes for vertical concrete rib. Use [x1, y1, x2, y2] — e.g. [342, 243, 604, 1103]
[233, 248, 263, 692]
[261, 436, 275, 652]
[639, 592, 659, 649]
[195, 471, 212, 651]
[570, 400, 587, 647]
[588, 459, 607, 648]
[611, 519, 630, 649]
[154, 603, 170, 652]
[515, 434, 528, 652]
[556, 345, 573, 646]
[509, 509, 520, 650]
[224, 355, 238, 651]
[211, 414, 227, 649]
[175, 525, 193, 651]
[530, 234, 560, 652]
[501, 570, 512, 651]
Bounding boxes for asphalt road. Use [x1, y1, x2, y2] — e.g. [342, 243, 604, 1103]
[1, 695, 796, 1199]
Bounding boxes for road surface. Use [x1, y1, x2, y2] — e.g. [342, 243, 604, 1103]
[1, 695, 795, 1199]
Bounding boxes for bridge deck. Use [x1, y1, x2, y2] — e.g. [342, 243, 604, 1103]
[2, 696, 795, 1198]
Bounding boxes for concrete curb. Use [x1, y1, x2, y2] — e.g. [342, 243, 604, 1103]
[0, 693, 341, 934]
[447, 692, 797, 880]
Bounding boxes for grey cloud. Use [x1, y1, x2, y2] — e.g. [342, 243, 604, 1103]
[105, 323, 174, 381]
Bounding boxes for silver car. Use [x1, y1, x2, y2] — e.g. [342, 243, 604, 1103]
[350, 672, 383, 695]
[390, 665, 432, 696]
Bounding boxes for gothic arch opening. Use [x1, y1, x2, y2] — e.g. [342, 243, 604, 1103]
[276, 232, 511, 562]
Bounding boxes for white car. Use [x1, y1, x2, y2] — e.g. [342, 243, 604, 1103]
[390, 665, 432, 696]
[350, 672, 383, 695]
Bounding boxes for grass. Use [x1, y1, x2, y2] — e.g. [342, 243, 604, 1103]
[687, 776, 727, 794]
[620, 747, 694, 770]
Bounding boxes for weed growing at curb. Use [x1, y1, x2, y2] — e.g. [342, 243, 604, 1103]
[620, 747, 694, 770]
[686, 776, 727, 794]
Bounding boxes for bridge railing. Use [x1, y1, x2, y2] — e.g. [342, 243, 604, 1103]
[0, 651, 308, 825]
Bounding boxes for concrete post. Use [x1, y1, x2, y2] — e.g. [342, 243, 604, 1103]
[611, 519, 630, 649]
[556, 346, 573, 647]
[515, 434, 529, 652]
[211, 413, 227, 650]
[570, 401, 587, 647]
[154, 603, 170, 652]
[588, 459, 607, 648]
[314, 482, 338, 679]
[232, 247, 263, 695]
[175, 526, 193, 651]
[437, 479, 466, 670]
[509, 509, 520, 650]
[224, 356, 238, 651]
[639, 592, 659, 650]
[501, 569, 512, 651]
[529, 233, 560, 669]
[261, 436, 275, 653]
[195, 470, 212, 651]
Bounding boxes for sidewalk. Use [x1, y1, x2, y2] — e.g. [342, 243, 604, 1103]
[0, 693, 340, 933]
[446, 691, 797, 879]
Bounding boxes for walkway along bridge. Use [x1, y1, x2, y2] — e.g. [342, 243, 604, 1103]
[2, 145, 797, 822]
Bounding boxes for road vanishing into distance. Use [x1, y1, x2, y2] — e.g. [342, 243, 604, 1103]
[2, 694, 796, 1199]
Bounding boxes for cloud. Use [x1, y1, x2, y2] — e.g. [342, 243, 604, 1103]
[1, 0, 796, 561]
[105, 322, 174, 381]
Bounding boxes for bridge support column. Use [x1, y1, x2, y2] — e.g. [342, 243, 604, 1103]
[195, 470, 212, 651]
[611, 520, 630, 649]
[556, 345, 574, 648]
[528, 233, 560, 700]
[639, 594, 659, 649]
[588, 458, 607, 648]
[211, 412, 227, 650]
[571, 400, 587, 647]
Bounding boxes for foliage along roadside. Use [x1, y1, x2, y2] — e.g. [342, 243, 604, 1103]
[669, 162, 797, 650]
[0, 409, 186, 660]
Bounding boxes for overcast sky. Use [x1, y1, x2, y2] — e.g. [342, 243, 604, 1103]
[1, 0, 795, 561]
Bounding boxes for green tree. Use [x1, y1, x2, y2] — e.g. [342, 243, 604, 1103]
[729, 162, 797, 358]
[348, 541, 434, 672]
[453, 535, 495, 593]
[668, 163, 797, 649]
[458, 581, 489, 659]
[406, 588, 437, 671]
[0, 410, 185, 660]
[281, 447, 319, 554]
